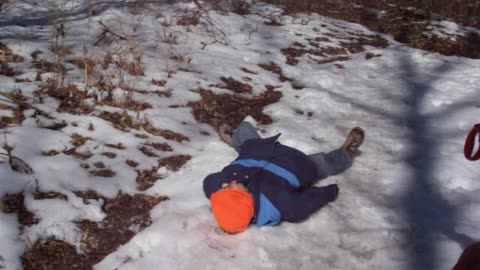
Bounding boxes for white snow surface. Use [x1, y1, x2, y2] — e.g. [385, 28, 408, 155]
[0, 1, 479, 270]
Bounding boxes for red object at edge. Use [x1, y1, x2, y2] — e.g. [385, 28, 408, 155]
[464, 124, 480, 161]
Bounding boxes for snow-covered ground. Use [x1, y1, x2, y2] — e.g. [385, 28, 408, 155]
[1, 1, 479, 270]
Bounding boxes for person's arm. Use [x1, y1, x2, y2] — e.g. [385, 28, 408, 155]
[202, 171, 228, 199]
[279, 184, 339, 223]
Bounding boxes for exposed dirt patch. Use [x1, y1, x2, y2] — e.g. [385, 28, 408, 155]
[154, 89, 173, 98]
[21, 192, 168, 270]
[67, 58, 97, 76]
[138, 143, 173, 157]
[281, 34, 388, 66]
[151, 79, 167, 87]
[42, 150, 60, 156]
[30, 50, 43, 61]
[280, 47, 304, 65]
[126, 159, 139, 167]
[188, 87, 282, 130]
[22, 237, 91, 270]
[365, 52, 382, 60]
[291, 82, 304, 90]
[40, 121, 68, 130]
[158, 155, 191, 172]
[63, 148, 93, 160]
[0, 103, 14, 110]
[135, 133, 149, 139]
[0, 61, 21, 76]
[213, 76, 253, 94]
[98, 111, 132, 132]
[81, 163, 90, 169]
[32, 190, 68, 201]
[1, 193, 39, 226]
[138, 146, 159, 157]
[101, 152, 117, 159]
[0, 91, 28, 129]
[74, 190, 104, 203]
[264, 19, 283, 26]
[99, 111, 190, 142]
[136, 166, 164, 191]
[147, 128, 189, 143]
[40, 84, 94, 115]
[144, 142, 173, 152]
[90, 168, 116, 177]
[0, 42, 25, 63]
[33, 59, 67, 75]
[239, 67, 258, 74]
[104, 143, 126, 150]
[75, 192, 168, 263]
[258, 62, 293, 82]
[265, 0, 480, 58]
[94, 162, 106, 169]
[136, 155, 191, 190]
[312, 55, 350, 64]
[177, 12, 200, 26]
[96, 89, 153, 111]
[71, 133, 89, 147]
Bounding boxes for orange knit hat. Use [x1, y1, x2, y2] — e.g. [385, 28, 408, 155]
[211, 189, 254, 233]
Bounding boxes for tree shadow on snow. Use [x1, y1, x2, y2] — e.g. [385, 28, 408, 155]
[397, 51, 476, 270]
[0, 0, 176, 40]
[321, 49, 478, 269]
[249, 7, 480, 268]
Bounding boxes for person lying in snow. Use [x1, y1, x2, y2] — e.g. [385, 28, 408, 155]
[203, 121, 365, 233]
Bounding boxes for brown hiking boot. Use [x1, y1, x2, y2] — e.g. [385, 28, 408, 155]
[217, 124, 233, 147]
[340, 127, 365, 155]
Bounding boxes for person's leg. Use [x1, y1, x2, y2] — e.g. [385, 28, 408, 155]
[309, 127, 365, 180]
[232, 122, 261, 151]
[308, 149, 353, 180]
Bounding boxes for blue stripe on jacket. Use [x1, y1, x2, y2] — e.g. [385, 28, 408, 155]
[255, 193, 281, 226]
[231, 159, 300, 188]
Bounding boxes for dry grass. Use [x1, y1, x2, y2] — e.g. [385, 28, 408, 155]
[97, 91, 153, 111]
[0, 61, 21, 77]
[99, 111, 190, 142]
[40, 83, 94, 115]
[0, 91, 29, 129]
[67, 58, 97, 77]
[0, 42, 25, 63]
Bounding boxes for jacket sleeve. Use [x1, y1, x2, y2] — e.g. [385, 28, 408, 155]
[203, 171, 228, 199]
[279, 184, 339, 223]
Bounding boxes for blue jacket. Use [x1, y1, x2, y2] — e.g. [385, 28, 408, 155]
[203, 134, 339, 226]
